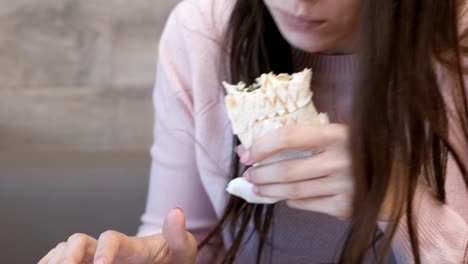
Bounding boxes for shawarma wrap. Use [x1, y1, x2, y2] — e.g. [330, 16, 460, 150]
[223, 69, 329, 204]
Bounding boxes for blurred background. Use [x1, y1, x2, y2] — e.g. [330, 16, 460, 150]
[0, 0, 180, 262]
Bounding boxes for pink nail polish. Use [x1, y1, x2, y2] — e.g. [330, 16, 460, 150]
[243, 170, 251, 181]
[94, 258, 106, 264]
[240, 151, 251, 164]
[174, 206, 184, 213]
[236, 145, 245, 156]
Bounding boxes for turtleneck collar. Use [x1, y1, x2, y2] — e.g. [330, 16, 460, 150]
[291, 48, 359, 78]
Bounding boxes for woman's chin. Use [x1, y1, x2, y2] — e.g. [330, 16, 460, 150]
[283, 34, 336, 54]
[288, 41, 332, 54]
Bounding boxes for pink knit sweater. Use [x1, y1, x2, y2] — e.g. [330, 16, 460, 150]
[137, 0, 468, 263]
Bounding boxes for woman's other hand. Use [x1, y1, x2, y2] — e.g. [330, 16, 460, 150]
[38, 207, 197, 264]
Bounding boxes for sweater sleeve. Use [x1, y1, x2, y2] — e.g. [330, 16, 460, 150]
[137, 2, 225, 262]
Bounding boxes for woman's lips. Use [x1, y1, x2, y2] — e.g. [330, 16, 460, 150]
[278, 10, 326, 32]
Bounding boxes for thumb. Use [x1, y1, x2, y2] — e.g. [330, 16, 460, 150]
[162, 207, 198, 264]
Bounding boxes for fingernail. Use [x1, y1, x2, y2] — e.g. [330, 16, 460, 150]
[94, 258, 106, 264]
[240, 151, 251, 164]
[242, 170, 251, 181]
[174, 206, 184, 213]
[253, 185, 259, 194]
[235, 145, 245, 156]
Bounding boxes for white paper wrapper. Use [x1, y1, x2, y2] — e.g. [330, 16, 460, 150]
[226, 178, 282, 204]
[224, 69, 329, 204]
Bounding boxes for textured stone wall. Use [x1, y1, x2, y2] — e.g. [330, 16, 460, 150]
[0, 0, 180, 151]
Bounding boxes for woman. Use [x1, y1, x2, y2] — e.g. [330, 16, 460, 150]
[39, 0, 468, 263]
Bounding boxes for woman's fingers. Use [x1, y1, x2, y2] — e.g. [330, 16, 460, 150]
[95, 230, 160, 264]
[37, 247, 56, 264]
[245, 152, 350, 185]
[235, 123, 354, 220]
[38, 247, 56, 264]
[94, 231, 121, 264]
[38, 208, 198, 264]
[255, 173, 352, 200]
[47, 242, 66, 264]
[242, 124, 347, 165]
[235, 144, 246, 157]
[61, 233, 97, 264]
[37, 233, 97, 264]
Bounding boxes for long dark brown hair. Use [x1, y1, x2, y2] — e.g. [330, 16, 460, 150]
[199, 0, 468, 263]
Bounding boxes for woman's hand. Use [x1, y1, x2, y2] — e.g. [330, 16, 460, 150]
[38, 208, 197, 264]
[237, 124, 354, 220]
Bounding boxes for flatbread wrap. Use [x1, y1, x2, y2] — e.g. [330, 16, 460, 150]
[223, 69, 329, 204]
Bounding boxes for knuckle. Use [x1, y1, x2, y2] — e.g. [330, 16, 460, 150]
[335, 183, 349, 195]
[345, 179, 355, 193]
[331, 156, 351, 173]
[336, 196, 352, 218]
[67, 233, 87, 244]
[44, 248, 56, 257]
[61, 254, 80, 264]
[342, 156, 352, 170]
[56, 242, 67, 249]
[337, 175, 354, 194]
[330, 124, 349, 144]
[333, 123, 348, 135]
[99, 230, 121, 240]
